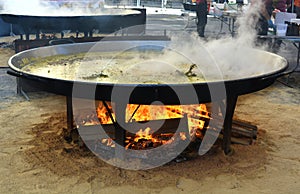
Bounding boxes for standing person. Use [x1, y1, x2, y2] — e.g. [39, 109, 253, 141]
[273, 0, 291, 12]
[195, 0, 208, 37]
[253, 0, 282, 52]
[294, 0, 300, 18]
[254, 0, 274, 35]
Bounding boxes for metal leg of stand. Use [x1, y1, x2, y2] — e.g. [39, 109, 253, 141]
[218, 15, 224, 36]
[284, 41, 300, 86]
[102, 101, 126, 147]
[114, 103, 127, 148]
[295, 43, 300, 75]
[10, 24, 15, 37]
[20, 89, 30, 101]
[222, 95, 238, 155]
[288, 42, 300, 82]
[230, 18, 236, 37]
[294, 42, 300, 70]
[66, 96, 74, 131]
[16, 78, 30, 101]
[102, 101, 126, 159]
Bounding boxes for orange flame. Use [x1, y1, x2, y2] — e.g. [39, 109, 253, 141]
[78, 101, 210, 149]
[134, 127, 155, 142]
[124, 103, 210, 137]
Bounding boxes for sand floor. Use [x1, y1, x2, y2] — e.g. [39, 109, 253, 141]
[0, 69, 299, 193]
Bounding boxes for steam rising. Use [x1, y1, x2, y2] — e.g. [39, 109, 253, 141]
[235, 0, 264, 47]
[131, 35, 285, 82]
[78, 1, 286, 84]
[117, 0, 285, 83]
[142, 1, 284, 81]
[0, 0, 136, 16]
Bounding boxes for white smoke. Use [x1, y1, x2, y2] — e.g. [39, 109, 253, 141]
[134, 1, 286, 82]
[101, 0, 285, 83]
[1, 0, 43, 13]
[235, 0, 264, 48]
[0, 0, 110, 16]
[171, 38, 283, 82]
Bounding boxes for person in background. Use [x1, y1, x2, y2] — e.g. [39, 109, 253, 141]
[273, 0, 291, 12]
[195, 0, 208, 37]
[255, 0, 274, 35]
[293, 0, 300, 18]
[254, 0, 282, 52]
[271, 0, 290, 33]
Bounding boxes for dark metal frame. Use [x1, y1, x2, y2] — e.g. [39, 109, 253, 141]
[0, 8, 146, 40]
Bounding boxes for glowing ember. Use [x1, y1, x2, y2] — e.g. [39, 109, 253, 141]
[101, 138, 115, 148]
[179, 132, 187, 141]
[125, 127, 177, 150]
[134, 127, 154, 142]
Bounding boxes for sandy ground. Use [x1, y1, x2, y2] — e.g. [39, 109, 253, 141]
[0, 74, 299, 193]
[0, 11, 300, 194]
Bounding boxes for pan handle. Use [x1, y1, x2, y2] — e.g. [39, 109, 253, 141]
[7, 69, 22, 77]
[49, 38, 75, 46]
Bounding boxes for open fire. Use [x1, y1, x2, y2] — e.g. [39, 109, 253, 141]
[75, 102, 211, 150]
